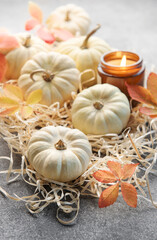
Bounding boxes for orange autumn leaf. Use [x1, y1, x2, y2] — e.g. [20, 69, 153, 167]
[107, 161, 123, 179]
[0, 33, 19, 55]
[121, 182, 137, 208]
[126, 83, 157, 107]
[93, 161, 139, 208]
[25, 2, 42, 31]
[93, 170, 117, 183]
[0, 106, 19, 116]
[37, 26, 55, 44]
[122, 163, 139, 180]
[25, 18, 40, 31]
[147, 72, 157, 100]
[28, 1, 43, 23]
[26, 2, 58, 44]
[126, 72, 157, 118]
[0, 54, 7, 82]
[51, 29, 74, 42]
[140, 106, 157, 118]
[99, 183, 119, 208]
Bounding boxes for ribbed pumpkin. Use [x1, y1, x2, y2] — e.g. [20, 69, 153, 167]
[27, 126, 92, 182]
[46, 4, 91, 35]
[56, 25, 111, 87]
[5, 33, 50, 80]
[18, 52, 79, 106]
[71, 84, 130, 135]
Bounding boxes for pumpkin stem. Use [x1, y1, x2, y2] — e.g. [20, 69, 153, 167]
[65, 10, 70, 21]
[43, 71, 55, 82]
[93, 101, 104, 110]
[81, 24, 101, 49]
[55, 139, 67, 150]
[30, 70, 55, 82]
[24, 35, 31, 48]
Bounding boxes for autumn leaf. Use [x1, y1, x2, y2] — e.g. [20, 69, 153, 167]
[25, 2, 42, 31]
[0, 84, 42, 118]
[147, 72, 157, 100]
[36, 26, 55, 44]
[121, 182, 137, 208]
[99, 183, 119, 208]
[21, 106, 33, 119]
[51, 29, 74, 42]
[93, 161, 139, 208]
[28, 1, 43, 23]
[139, 106, 157, 118]
[0, 106, 19, 116]
[0, 34, 19, 81]
[25, 2, 70, 43]
[25, 18, 40, 31]
[3, 84, 23, 101]
[0, 33, 19, 54]
[122, 163, 139, 180]
[126, 73, 157, 118]
[26, 89, 42, 105]
[0, 54, 7, 82]
[93, 170, 117, 183]
[126, 83, 157, 107]
[0, 97, 19, 107]
[107, 161, 123, 180]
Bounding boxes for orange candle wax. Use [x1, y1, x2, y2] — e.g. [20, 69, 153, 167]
[107, 59, 135, 66]
[98, 51, 145, 97]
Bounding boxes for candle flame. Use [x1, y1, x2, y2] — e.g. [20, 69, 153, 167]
[120, 55, 126, 66]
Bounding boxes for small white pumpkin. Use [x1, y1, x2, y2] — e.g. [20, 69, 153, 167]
[71, 84, 130, 135]
[5, 33, 51, 80]
[46, 4, 91, 35]
[56, 25, 111, 87]
[18, 52, 80, 106]
[27, 126, 92, 182]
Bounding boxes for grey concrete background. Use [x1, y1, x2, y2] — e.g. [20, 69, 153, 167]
[0, 0, 157, 239]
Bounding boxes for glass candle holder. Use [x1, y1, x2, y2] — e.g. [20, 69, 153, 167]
[98, 51, 145, 97]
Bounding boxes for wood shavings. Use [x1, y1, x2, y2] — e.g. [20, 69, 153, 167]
[0, 96, 157, 225]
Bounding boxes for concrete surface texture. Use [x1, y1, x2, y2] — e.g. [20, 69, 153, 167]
[0, 0, 157, 239]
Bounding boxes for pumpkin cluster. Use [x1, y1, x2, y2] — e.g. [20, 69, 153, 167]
[0, 2, 131, 183]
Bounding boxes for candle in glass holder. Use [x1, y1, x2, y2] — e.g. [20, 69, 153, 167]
[98, 51, 145, 97]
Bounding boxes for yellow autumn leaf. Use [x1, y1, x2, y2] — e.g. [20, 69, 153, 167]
[0, 97, 19, 107]
[26, 89, 42, 105]
[20, 106, 33, 119]
[3, 84, 23, 101]
[0, 106, 19, 116]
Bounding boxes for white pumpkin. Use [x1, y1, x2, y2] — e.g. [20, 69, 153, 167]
[71, 84, 130, 135]
[56, 25, 111, 87]
[18, 52, 80, 106]
[46, 4, 91, 35]
[5, 33, 51, 80]
[27, 126, 92, 182]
